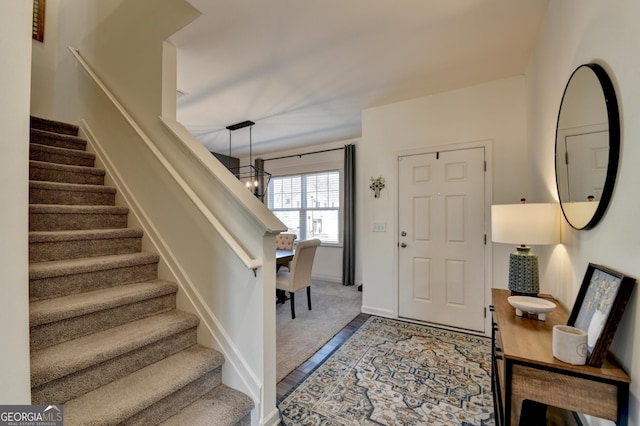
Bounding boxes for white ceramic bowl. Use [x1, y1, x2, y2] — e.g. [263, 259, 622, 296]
[508, 296, 556, 320]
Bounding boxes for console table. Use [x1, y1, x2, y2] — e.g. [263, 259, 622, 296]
[491, 288, 630, 425]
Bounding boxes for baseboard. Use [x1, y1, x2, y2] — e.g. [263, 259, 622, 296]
[260, 407, 281, 426]
[311, 275, 363, 287]
[311, 274, 341, 283]
[361, 305, 394, 318]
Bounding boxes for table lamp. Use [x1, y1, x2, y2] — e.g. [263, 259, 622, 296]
[491, 200, 560, 296]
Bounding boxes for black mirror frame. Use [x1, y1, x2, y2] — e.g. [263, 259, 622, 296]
[555, 63, 620, 230]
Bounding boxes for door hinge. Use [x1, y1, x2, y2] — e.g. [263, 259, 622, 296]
[484, 160, 487, 172]
[484, 234, 487, 245]
[484, 306, 487, 318]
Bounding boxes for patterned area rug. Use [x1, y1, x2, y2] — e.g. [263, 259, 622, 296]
[278, 316, 494, 425]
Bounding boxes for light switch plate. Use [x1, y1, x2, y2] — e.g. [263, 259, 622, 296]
[372, 221, 386, 232]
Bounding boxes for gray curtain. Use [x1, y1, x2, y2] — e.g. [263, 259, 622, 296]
[342, 144, 356, 286]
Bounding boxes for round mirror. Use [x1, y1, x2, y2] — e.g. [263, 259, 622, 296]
[555, 64, 620, 230]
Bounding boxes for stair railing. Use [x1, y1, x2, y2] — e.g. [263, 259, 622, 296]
[69, 47, 265, 274]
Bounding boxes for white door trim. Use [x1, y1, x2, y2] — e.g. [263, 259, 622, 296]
[392, 139, 494, 337]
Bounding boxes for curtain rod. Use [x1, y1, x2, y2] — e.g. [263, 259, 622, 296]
[263, 146, 345, 162]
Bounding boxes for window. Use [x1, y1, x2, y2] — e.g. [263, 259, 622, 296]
[268, 171, 341, 244]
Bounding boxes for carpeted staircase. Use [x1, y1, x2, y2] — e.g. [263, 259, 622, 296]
[28, 116, 254, 425]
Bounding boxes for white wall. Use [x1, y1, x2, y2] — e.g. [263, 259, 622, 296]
[360, 76, 529, 323]
[30, 0, 86, 123]
[0, 1, 33, 403]
[528, 1, 640, 424]
[30, 0, 56, 118]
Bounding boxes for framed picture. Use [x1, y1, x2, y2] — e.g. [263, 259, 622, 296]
[32, 0, 46, 42]
[567, 263, 635, 367]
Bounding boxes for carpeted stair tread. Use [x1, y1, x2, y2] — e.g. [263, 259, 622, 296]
[31, 116, 79, 136]
[29, 228, 143, 262]
[63, 345, 224, 425]
[30, 280, 178, 327]
[29, 281, 177, 350]
[29, 204, 129, 232]
[160, 384, 253, 426]
[29, 180, 116, 195]
[29, 143, 95, 167]
[30, 228, 143, 244]
[31, 310, 200, 388]
[29, 204, 127, 214]
[29, 252, 159, 280]
[29, 180, 117, 206]
[30, 128, 87, 151]
[29, 160, 105, 185]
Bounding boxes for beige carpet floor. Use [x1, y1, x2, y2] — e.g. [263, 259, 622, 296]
[276, 279, 362, 383]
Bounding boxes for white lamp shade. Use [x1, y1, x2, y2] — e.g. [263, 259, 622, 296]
[491, 203, 560, 245]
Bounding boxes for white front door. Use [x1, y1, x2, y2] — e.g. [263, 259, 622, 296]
[398, 147, 486, 332]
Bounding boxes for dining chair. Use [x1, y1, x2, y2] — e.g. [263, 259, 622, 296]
[275, 233, 296, 272]
[275, 233, 296, 251]
[276, 238, 321, 319]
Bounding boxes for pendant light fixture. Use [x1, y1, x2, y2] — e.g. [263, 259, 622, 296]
[226, 120, 271, 201]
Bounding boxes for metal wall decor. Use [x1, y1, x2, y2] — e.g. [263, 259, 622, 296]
[369, 176, 385, 198]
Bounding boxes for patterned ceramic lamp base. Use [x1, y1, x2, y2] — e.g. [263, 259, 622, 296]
[508, 246, 539, 295]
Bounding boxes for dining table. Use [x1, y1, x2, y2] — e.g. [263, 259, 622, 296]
[276, 249, 294, 268]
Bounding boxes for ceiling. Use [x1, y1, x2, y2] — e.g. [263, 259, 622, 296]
[169, 0, 549, 157]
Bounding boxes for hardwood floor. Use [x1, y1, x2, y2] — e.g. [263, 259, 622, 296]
[276, 312, 370, 400]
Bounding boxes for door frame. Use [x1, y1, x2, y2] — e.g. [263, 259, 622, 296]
[393, 139, 494, 336]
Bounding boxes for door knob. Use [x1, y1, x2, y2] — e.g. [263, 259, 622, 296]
[400, 242, 407, 248]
